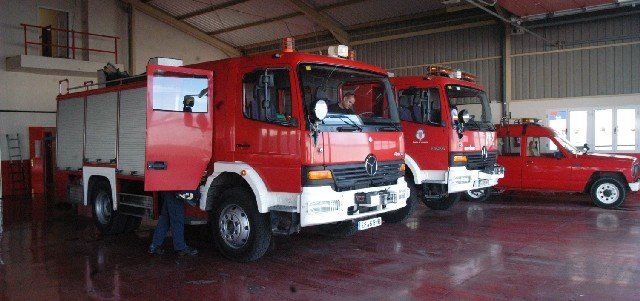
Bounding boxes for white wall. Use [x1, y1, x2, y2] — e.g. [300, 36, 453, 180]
[131, 9, 228, 74]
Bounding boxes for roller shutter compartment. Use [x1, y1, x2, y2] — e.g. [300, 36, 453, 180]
[118, 88, 147, 175]
[56, 97, 85, 170]
[85, 92, 117, 163]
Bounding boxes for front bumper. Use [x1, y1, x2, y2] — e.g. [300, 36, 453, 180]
[629, 180, 640, 192]
[300, 177, 410, 227]
[447, 165, 505, 194]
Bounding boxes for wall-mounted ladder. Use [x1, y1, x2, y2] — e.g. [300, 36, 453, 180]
[5, 134, 29, 198]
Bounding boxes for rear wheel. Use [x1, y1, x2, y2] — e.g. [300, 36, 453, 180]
[422, 193, 461, 210]
[464, 188, 491, 202]
[211, 187, 271, 262]
[91, 180, 127, 235]
[590, 177, 626, 209]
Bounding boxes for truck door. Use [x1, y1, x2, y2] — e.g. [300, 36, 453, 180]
[234, 66, 302, 192]
[144, 65, 214, 191]
[521, 135, 572, 190]
[399, 86, 448, 171]
[496, 135, 523, 189]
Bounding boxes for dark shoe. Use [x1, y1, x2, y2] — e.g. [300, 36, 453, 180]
[177, 246, 198, 256]
[148, 246, 165, 256]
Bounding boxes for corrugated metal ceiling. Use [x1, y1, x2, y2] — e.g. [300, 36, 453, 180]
[497, 0, 616, 17]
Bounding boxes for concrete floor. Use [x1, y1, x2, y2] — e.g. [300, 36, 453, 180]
[1, 193, 639, 300]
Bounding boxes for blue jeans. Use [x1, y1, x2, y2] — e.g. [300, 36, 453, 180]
[150, 192, 187, 251]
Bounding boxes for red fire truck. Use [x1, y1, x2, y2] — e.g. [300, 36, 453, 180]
[494, 120, 640, 208]
[55, 44, 411, 262]
[391, 66, 504, 210]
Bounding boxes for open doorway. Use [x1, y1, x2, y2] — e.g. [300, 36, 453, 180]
[29, 127, 57, 208]
[38, 7, 69, 58]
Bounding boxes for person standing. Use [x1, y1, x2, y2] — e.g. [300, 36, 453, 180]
[148, 192, 198, 256]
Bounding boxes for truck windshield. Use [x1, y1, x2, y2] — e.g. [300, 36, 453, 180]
[554, 132, 581, 154]
[445, 85, 493, 131]
[298, 64, 400, 132]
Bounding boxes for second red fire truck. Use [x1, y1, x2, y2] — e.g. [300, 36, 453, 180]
[55, 43, 411, 262]
[391, 66, 505, 210]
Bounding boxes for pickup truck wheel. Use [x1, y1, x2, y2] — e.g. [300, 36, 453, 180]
[590, 177, 626, 209]
[91, 181, 127, 235]
[317, 221, 358, 238]
[464, 188, 491, 202]
[423, 193, 460, 210]
[381, 179, 419, 223]
[211, 187, 271, 262]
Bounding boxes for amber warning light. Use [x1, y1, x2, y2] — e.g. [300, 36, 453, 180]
[282, 37, 295, 52]
[426, 65, 476, 82]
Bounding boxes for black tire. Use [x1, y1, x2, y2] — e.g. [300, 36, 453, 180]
[590, 176, 627, 209]
[381, 178, 419, 223]
[91, 180, 127, 235]
[463, 188, 491, 202]
[211, 187, 271, 262]
[422, 193, 461, 210]
[317, 221, 358, 238]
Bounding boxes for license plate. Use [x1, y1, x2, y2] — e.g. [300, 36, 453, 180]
[357, 217, 382, 231]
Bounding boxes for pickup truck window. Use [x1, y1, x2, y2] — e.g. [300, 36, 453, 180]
[242, 68, 294, 126]
[526, 137, 560, 157]
[397, 88, 441, 124]
[498, 137, 520, 156]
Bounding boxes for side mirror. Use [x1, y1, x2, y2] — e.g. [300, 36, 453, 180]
[312, 99, 328, 121]
[183, 95, 195, 112]
[583, 143, 590, 152]
[458, 109, 471, 124]
[554, 151, 564, 159]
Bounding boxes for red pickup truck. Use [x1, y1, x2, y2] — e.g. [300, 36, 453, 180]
[493, 121, 640, 208]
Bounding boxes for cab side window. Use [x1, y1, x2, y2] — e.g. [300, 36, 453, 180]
[526, 136, 559, 157]
[397, 88, 441, 124]
[242, 69, 293, 125]
[498, 136, 520, 156]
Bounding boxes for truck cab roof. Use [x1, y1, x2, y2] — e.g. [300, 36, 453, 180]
[495, 122, 555, 137]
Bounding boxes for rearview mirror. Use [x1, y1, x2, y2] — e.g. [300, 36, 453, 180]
[312, 99, 328, 121]
[183, 95, 195, 112]
[583, 143, 590, 152]
[458, 109, 471, 124]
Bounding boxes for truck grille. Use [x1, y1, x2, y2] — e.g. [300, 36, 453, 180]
[304, 161, 404, 192]
[466, 152, 497, 170]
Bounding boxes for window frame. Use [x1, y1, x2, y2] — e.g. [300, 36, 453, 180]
[241, 67, 296, 127]
[547, 105, 640, 153]
[397, 86, 444, 126]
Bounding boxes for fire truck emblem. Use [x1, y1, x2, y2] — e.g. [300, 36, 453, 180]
[365, 154, 378, 176]
[416, 129, 425, 141]
[481, 146, 488, 160]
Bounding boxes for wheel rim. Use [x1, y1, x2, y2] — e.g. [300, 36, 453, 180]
[596, 183, 619, 204]
[467, 189, 485, 199]
[95, 191, 112, 225]
[219, 204, 251, 249]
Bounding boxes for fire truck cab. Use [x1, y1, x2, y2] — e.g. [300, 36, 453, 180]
[391, 66, 504, 210]
[495, 120, 640, 208]
[56, 44, 411, 262]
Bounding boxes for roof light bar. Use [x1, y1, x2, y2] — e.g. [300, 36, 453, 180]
[425, 65, 477, 82]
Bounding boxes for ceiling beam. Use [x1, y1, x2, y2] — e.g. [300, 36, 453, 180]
[283, 0, 349, 44]
[176, 0, 249, 20]
[207, 0, 367, 37]
[122, 0, 241, 57]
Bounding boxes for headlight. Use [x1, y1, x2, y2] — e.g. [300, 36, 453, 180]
[452, 155, 468, 166]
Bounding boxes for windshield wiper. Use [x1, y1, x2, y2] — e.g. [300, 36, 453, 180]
[337, 125, 362, 132]
[377, 124, 401, 132]
[327, 114, 363, 132]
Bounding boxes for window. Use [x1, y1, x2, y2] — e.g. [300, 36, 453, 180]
[445, 85, 493, 131]
[549, 107, 638, 153]
[617, 108, 636, 151]
[498, 136, 520, 156]
[152, 71, 208, 113]
[526, 137, 559, 157]
[243, 69, 293, 125]
[397, 88, 441, 124]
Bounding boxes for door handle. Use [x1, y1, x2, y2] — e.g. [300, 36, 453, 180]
[147, 161, 167, 170]
[236, 143, 250, 149]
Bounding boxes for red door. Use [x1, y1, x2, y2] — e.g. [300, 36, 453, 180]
[521, 135, 573, 190]
[144, 65, 214, 191]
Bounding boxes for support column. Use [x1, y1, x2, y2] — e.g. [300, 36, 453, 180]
[501, 24, 512, 120]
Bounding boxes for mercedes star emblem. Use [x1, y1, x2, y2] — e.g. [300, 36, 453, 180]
[365, 154, 378, 176]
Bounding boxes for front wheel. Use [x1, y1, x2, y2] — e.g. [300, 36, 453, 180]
[590, 177, 626, 209]
[464, 188, 491, 202]
[422, 193, 461, 210]
[211, 187, 271, 262]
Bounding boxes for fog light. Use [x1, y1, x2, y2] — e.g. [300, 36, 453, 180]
[308, 200, 340, 214]
[453, 155, 468, 164]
